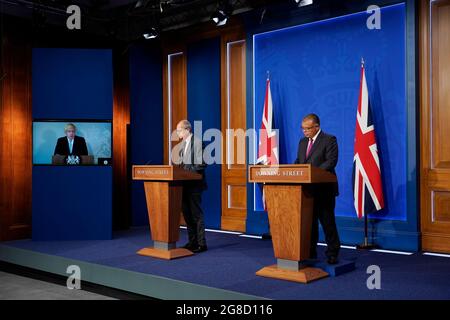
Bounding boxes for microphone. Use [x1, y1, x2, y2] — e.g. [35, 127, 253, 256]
[144, 160, 153, 165]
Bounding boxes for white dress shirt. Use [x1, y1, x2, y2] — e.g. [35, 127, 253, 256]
[67, 137, 74, 154]
[183, 134, 192, 157]
[306, 129, 321, 153]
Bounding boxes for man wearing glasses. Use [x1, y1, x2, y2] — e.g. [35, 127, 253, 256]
[175, 120, 208, 253]
[294, 114, 341, 264]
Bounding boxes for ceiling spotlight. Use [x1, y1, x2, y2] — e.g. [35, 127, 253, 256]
[135, 0, 144, 8]
[295, 0, 313, 7]
[211, 1, 233, 26]
[143, 28, 158, 39]
[212, 9, 228, 26]
[160, 1, 171, 13]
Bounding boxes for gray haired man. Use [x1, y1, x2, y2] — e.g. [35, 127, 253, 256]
[175, 120, 208, 253]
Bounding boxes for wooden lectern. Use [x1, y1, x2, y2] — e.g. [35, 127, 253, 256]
[132, 165, 202, 260]
[248, 164, 337, 283]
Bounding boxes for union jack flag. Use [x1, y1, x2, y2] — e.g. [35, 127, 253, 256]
[257, 76, 279, 211]
[353, 61, 385, 218]
[257, 77, 279, 166]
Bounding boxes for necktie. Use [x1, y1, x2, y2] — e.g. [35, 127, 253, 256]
[69, 140, 73, 154]
[306, 138, 314, 158]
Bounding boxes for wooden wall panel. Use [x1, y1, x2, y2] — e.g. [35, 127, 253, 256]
[161, 21, 247, 231]
[162, 50, 187, 225]
[431, 1, 450, 169]
[0, 29, 32, 241]
[221, 36, 247, 232]
[420, 0, 450, 253]
[227, 41, 246, 170]
[433, 192, 450, 223]
[112, 48, 131, 229]
[163, 52, 187, 164]
[228, 185, 246, 210]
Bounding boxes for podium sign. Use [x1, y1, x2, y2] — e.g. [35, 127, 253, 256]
[132, 165, 202, 260]
[249, 164, 336, 283]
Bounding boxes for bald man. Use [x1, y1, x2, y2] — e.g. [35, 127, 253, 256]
[176, 120, 208, 253]
[294, 113, 341, 264]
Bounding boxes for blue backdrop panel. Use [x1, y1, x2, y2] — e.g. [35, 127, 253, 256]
[32, 48, 113, 240]
[253, 4, 406, 221]
[32, 166, 112, 240]
[187, 37, 222, 229]
[33, 121, 112, 164]
[246, 1, 419, 251]
[32, 48, 112, 119]
[129, 44, 163, 226]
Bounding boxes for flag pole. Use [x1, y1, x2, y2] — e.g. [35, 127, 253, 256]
[262, 70, 272, 240]
[356, 214, 378, 250]
[357, 212, 379, 250]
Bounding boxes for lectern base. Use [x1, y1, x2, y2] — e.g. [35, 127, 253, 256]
[137, 247, 193, 260]
[256, 265, 328, 283]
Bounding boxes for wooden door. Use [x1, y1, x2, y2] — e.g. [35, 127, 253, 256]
[163, 50, 187, 225]
[220, 36, 247, 232]
[163, 51, 187, 165]
[420, 0, 450, 253]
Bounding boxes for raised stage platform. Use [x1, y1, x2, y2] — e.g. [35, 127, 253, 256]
[1, 227, 450, 300]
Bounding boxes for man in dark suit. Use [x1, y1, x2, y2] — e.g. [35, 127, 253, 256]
[175, 120, 208, 253]
[294, 114, 341, 264]
[54, 123, 88, 156]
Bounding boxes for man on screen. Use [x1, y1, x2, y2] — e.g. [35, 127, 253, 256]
[176, 120, 208, 253]
[294, 114, 341, 264]
[54, 123, 88, 156]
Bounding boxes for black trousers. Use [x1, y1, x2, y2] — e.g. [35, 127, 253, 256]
[310, 191, 341, 259]
[182, 188, 206, 247]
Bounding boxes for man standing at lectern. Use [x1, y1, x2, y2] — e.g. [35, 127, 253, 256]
[176, 120, 208, 253]
[294, 114, 341, 264]
[54, 123, 88, 157]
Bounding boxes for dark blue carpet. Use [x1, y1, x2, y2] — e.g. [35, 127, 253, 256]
[4, 227, 450, 300]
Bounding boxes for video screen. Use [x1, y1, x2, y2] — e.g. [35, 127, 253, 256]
[33, 120, 112, 165]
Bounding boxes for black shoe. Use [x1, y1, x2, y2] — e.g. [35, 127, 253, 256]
[192, 245, 208, 253]
[182, 242, 196, 250]
[327, 256, 338, 265]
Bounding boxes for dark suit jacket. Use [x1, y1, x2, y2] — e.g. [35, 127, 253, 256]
[179, 135, 207, 192]
[54, 136, 88, 156]
[294, 130, 339, 196]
